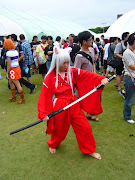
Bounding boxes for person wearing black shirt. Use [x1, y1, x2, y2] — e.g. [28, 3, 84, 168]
[30, 36, 40, 75]
[95, 38, 104, 72]
[44, 36, 54, 72]
[69, 36, 80, 66]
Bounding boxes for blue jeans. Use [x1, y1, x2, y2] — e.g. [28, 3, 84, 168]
[123, 75, 135, 120]
[46, 60, 51, 72]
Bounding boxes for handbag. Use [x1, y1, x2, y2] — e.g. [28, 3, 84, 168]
[38, 53, 45, 64]
[114, 42, 125, 67]
[107, 55, 116, 68]
[34, 44, 46, 65]
[23, 65, 29, 74]
[38, 45, 45, 64]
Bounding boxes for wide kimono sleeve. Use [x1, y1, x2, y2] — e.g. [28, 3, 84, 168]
[72, 68, 106, 115]
[37, 74, 53, 120]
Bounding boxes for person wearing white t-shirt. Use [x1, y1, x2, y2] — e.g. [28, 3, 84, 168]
[122, 33, 135, 124]
[53, 36, 61, 48]
[102, 39, 109, 75]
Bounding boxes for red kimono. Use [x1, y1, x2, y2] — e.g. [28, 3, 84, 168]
[37, 68, 105, 154]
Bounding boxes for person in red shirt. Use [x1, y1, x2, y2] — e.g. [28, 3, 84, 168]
[63, 37, 69, 49]
[37, 47, 108, 160]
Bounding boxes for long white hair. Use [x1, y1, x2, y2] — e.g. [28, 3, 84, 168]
[47, 46, 74, 93]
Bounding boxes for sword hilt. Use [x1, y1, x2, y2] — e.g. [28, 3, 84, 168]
[96, 75, 116, 90]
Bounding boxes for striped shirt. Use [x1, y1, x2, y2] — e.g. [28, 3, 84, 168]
[21, 40, 33, 65]
[6, 50, 19, 68]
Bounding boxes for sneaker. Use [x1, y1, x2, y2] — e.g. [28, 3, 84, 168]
[122, 89, 126, 94]
[127, 120, 135, 124]
[30, 85, 37, 94]
[118, 89, 125, 99]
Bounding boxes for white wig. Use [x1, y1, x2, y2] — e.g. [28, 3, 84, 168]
[47, 46, 74, 93]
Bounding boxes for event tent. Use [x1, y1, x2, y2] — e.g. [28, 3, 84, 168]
[0, 7, 96, 42]
[105, 9, 135, 38]
[0, 13, 28, 40]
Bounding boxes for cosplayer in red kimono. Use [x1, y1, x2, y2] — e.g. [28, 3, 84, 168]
[38, 47, 108, 160]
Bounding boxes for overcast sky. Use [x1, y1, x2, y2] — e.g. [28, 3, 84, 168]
[0, 0, 135, 28]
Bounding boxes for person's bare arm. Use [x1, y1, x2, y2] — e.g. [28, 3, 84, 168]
[47, 51, 53, 55]
[114, 53, 122, 59]
[36, 52, 40, 65]
[93, 63, 96, 73]
[18, 52, 24, 62]
[31, 47, 36, 51]
[74, 55, 82, 69]
[42, 116, 49, 122]
[96, 53, 99, 60]
[129, 63, 135, 70]
[101, 78, 109, 86]
[7, 57, 11, 79]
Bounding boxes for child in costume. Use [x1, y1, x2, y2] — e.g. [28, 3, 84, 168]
[4, 39, 25, 104]
[38, 47, 108, 160]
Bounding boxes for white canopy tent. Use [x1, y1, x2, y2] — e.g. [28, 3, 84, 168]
[105, 9, 135, 38]
[0, 7, 96, 42]
[0, 14, 28, 40]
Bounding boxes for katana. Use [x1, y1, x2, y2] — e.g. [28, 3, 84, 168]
[10, 75, 115, 135]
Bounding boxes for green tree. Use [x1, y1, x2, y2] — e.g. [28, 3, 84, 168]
[89, 26, 110, 34]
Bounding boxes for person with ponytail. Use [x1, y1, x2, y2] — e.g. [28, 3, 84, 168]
[37, 46, 108, 160]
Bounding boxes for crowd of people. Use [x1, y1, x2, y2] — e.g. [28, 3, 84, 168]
[0, 30, 135, 160]
[0, 31, 135, 121]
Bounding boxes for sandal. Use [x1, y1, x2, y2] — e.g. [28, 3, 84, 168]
[86, 116, 99, 122]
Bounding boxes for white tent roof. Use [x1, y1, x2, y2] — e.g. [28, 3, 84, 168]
[105, 9, 135, 38]
[0, 7, 96, 42]
[0, 14, 28, 40]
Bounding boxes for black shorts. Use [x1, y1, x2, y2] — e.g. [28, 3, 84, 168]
[103, 60, 107, 69]
[39, 63, 47, 74]
[116, 65, 124, 75]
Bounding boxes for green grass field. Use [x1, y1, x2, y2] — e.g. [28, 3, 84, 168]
[0, 68, 135, 180]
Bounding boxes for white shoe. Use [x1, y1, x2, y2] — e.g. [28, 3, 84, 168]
[118, 89, 125, 99]
[127, 120, 135, 124]
[0, 73, 2, 80]
[122, 90, 126, 94]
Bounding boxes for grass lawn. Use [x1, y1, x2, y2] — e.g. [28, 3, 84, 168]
[0, 68, 135, 180]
